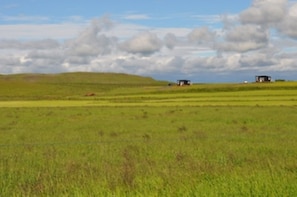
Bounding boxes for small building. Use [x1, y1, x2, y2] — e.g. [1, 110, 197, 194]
[255, 75, 271, 83]
[177, 79, 191, 86]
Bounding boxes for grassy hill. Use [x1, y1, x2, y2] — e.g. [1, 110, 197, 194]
[0, 72, 162, 84]
[1, 72, 297, 102]
[0, 72, 167, 100]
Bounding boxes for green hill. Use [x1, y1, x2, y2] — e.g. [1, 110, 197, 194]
[0, 72, 167, 100]
[1, 72, 296, 101]
[0, 72, 162, 84]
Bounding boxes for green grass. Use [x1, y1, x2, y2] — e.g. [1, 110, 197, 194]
[1, 72, 297, 101]
[0, 72, 297, 196]
[1, 106, 297, 196]
[0, 72, 167, 100]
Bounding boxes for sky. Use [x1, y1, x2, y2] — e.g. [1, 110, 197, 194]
[0, 0, 297, 82]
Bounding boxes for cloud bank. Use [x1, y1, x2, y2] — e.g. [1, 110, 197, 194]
[0, 0, 297, 82]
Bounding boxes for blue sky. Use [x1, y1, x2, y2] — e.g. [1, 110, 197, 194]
[0, 0, 249, 26]
[1, 0, 297, 82]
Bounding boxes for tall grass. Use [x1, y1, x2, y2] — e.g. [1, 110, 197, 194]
[1, 106, 297, 196]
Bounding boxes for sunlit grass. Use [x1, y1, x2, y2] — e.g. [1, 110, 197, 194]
[1, 106, 297, 196]
[0, 73, 297, 196]
[1, 87, 296, 107]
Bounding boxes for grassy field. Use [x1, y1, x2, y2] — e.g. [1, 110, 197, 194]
[0, 73, 297, 196]
[0, 72, 166, 101]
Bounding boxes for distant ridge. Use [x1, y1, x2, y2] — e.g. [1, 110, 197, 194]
[0, 72, 162, 85]
[0, 72, 169, 100]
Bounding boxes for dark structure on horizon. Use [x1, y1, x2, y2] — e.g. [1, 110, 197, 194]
[255, 75, 272, 83]
[177, 79, 192, 86]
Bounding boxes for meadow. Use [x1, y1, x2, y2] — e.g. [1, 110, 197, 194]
[0, 73, 297, 196]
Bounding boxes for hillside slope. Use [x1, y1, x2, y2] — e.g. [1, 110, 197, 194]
[0, 72, 167, 100]
[0, 72, 161, 84]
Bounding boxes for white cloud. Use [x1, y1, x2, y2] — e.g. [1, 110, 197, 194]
[0, 23, 86, 39]
[277, 3, 297, 38]
[192, 15, 221, 24]
[123, 14, 151, 20]
[187, 27, 216, 44]
[164, 33, 178, 49]
[240, 0, 286, 25]
[218, 25, 268, 52]
[0, 39, 60, 50]
[119, 31, 162, 55]
[1, 15, 50, 23]
[239, 53, 278, 68]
